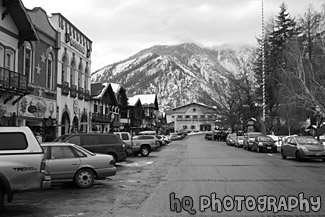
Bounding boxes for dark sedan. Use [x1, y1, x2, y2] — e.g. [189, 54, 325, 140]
[252, 135, 277, 153]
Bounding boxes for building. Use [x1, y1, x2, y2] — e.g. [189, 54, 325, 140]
[127, 96, 144, 135]
[16, 7, 60, 142]
[90, 82, 119, 132]
[130, 94, 159, 131]
[0, 0, 38, 126]
[166, 102, 218, 132]
[48, 12, 92, 136]
[110, 83, 128, 131]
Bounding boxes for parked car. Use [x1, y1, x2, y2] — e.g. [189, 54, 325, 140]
[281, 136, 325, 161]
[205, 131, 214, 140]
[53, 133, 127, 163]
[169, 133, 181, 141]
[267, 135, 283, 152]
[234, 136, 245, 148]
[41, 142, 116, 188]
[132, 135, 159, 156]
[252, 135, 277, 153]
[160, 135, 171, 144]
[226, 134, 237, 146]
[156, 135, 167, 146]
[243, 132, 263, 151]
[0, 127, 51, 208]
[114, 132, 133, 156]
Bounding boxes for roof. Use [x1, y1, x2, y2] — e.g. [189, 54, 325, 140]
[110, 83, 121, 94]
[4, 0, 38, 41]
[128, 96, 141, 106]
[91, 82, 109, 99]
[172, 102, 217, 111]
[131, 94, 158, 109]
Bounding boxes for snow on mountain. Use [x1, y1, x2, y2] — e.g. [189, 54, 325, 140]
[91, 43, 256, 111]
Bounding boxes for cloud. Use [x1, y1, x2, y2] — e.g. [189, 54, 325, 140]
[22, 0, 324, 71]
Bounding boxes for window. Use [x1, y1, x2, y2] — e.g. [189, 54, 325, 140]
[62, 55, 68, 83]
[0, 46, 3, 67]
[193, 108, 196, 112]
[171, 116, 174, 118]
[51, 146, 76, 159]
[94, 104, 98, 113]
[200, 115, 205, 118]
[5, 50, 14, 70]
[67, 136, 81, 145]
[192, 115, 198, 120]
[46, 53, 54, 89]
[78, 60, 83, 88]
[73, 148, 86, 157]
[71, 57, 76, 85]
[177, 115, 182, 118]
[191, 125, 196, 129]
[24, 43, 32, 83]
[185, 115, 190, 119]
[100, 105, 103, 114]
[105, 107, 108, 114]
[183, 125, 188, 129]
[121, 133, 129, 140]
[99, 135, 119, 144]
[84, 63, 89, 90]
[83, 135, 99, 145]
[0, 133, 28, 150]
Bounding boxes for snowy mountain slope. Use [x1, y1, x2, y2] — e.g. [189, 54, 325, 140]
[91, 43, 255, 111]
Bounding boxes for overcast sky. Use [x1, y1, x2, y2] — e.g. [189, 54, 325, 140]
[22, 0, 324, 72]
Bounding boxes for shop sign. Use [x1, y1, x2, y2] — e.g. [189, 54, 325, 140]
[18, 95, 56, 118]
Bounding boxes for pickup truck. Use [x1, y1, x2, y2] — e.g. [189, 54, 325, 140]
[132, 135, 159, 157]
[0, 127, 51, 209]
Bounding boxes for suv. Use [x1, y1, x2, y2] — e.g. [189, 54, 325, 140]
[243, 132, 263, 151]
[54, 133, 127, 163]
[0, 127, 51, 208]
[132, 135, 159, 156]
[114, 132, 133, 156]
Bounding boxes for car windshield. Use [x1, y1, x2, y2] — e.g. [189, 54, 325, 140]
[53, 135, 70, 142]
[238, 136, 244, 140]
[296, 137, 321, 146]
[259, 136, 273, 142]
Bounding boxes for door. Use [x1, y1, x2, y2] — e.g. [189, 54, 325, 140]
[46, 146, 80, 181]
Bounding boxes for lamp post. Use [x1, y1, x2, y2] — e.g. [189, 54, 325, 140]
[260, 0, 266, 134]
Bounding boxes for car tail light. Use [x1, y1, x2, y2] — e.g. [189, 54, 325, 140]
[40, 158, 47, 174]
[109, 159, 115, 165]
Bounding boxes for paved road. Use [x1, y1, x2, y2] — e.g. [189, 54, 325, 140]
[2, 134, 325, 217]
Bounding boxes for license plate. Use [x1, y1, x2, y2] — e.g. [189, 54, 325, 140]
[267, 147, 271, 149]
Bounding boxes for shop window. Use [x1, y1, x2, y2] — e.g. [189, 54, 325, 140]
[62, 54, 68, 83]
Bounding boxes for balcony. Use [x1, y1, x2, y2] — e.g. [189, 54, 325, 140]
[0, 67, 28, 92]
[91, 113, 111, 123]
[70, 84, 77, 98]
[84, 89, 90, 101]
[61, 81, 69, 96]
[78, 87, 84, 100]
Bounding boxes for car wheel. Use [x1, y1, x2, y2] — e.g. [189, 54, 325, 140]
[296, 151, 303, 162]
[322, 159, 325, 162]
[281, 150, 287, 159]
[74, 169, 95, 188]
[0, 189, 4, 210]
[140, 146, 150, 157]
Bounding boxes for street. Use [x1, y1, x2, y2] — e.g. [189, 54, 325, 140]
[2, 134, 325, 217]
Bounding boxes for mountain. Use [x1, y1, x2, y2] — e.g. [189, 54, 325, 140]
[91, 43, 256, 111]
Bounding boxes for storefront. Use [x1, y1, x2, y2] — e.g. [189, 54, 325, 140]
[17, 95, 57, 142]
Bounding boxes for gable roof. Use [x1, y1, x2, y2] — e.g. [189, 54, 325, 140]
[128, 96, 141, 106]
[90, 82, 118, 104]
[131, 94, 158, 109]
[3, 0, 38, 42]
[172, 102, 217, 111]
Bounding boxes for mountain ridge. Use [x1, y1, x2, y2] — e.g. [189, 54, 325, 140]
[91, 43, 256, 111]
